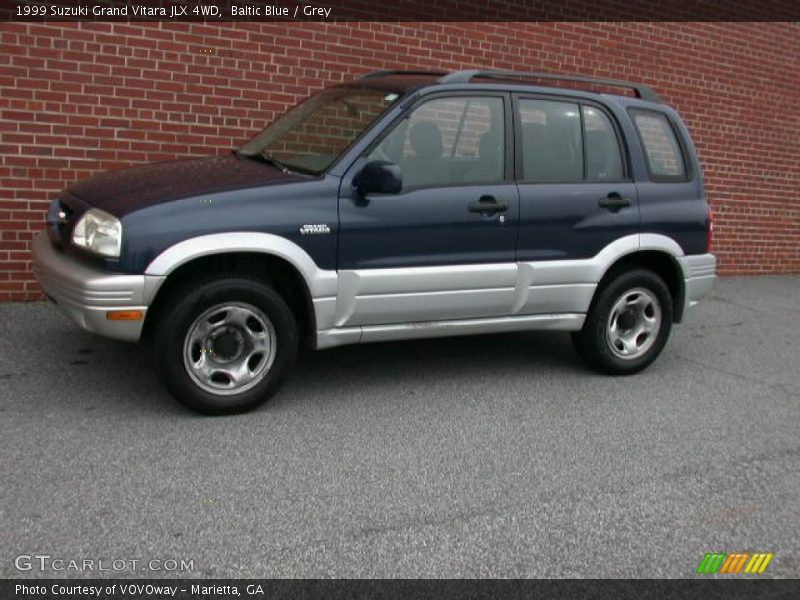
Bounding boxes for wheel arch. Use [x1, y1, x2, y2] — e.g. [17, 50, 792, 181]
[596, 249, 686, 323]
[141, 233, 336, 342]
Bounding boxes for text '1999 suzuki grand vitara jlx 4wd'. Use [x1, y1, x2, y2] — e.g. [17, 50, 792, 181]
[33, 70, 716, 414]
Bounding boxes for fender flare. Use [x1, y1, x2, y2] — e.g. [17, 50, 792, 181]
[144, 232, 337, 298]
[594, 233, 686, 282]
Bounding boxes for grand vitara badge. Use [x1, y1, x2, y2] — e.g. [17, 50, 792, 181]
[299, 224, 331, 235]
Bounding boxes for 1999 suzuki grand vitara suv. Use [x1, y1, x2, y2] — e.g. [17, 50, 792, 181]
[32, 69, 716, 414]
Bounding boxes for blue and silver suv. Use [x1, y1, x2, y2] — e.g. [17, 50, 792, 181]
[32, 70, 716, 414]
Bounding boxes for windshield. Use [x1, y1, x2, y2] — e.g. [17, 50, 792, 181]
[238, 87, 401, 174]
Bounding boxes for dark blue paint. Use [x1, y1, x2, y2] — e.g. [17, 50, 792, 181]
[636, 181, 709, 255]
[339, 161, 519, 269]
[516, 182, 641, 261]
[49, 75, 709, 279]
[119, 176, 339, 273]
[70, 154, 305, 216]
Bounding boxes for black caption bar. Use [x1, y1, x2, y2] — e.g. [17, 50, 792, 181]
[1, 0, 799, 22]
[3, 579, 800, 600]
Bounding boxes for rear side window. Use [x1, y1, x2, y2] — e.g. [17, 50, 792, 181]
[518, 99, 625, 183]
[518, 99, 583, 182]
[583, 106, 624, 181]
[631, 111, 687, 181]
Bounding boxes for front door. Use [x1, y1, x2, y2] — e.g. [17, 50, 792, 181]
[337, 93, 519, 327]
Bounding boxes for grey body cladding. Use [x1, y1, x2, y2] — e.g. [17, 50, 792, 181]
[142, 231, 715, 350]
[31, 233, 164, 341]
[316, 233, 715, 349]
[314, 260, 595, 349]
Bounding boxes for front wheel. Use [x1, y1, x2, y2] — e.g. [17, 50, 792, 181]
[571, 269, 673, 375]
[153, 277, 299, 414]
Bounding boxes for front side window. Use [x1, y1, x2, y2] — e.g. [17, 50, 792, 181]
[367, 96, 505, 190]
[631, 111, 687, 180]
[238, 87, 400, 174]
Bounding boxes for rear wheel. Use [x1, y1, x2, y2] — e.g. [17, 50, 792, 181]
[572, 269, 673, 375]
[153, 276, 298, 414]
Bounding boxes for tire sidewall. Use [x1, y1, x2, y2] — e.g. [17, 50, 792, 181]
[154, 277, 298, 414]
[581, 269, 673, 374]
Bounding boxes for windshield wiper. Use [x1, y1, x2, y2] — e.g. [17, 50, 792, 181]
[258, 153, 292, 173]
[234, 150, 292, 173]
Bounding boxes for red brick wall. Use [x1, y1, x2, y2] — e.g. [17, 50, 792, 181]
[1, 22, 798, 301]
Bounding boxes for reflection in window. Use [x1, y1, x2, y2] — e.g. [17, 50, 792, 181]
[368, 96, 505, 190]
[519, 99, 583, 182]
[633, 112, 686, 179]
[583, 106, 623, 181]
[239, 88, 399, 173]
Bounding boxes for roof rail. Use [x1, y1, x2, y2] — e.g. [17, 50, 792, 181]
[439, 69, 660, 102]
[360, 69, 449, 80]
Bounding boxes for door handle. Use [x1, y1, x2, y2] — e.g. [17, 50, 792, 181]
[598, 192, 631, 211]
[468, 195, 508, 215]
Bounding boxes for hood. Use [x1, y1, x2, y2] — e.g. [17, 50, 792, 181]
[67, 154, 306, 216]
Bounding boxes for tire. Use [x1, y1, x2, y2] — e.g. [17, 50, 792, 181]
[571, 269, 673, 375]
[153, 276, 299, 415]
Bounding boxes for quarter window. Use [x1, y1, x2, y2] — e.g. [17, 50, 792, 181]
[367, 96, 505, 190]
[632, 111, 687, 180]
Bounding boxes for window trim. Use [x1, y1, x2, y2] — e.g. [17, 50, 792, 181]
[628, 108, 691, 183]
[512, 93, 632, 185]
[359, 90, 514, 193]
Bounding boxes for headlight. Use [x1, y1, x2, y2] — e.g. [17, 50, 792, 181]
[71, 208, 122, 257]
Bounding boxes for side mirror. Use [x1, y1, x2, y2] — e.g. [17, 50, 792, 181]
[355, 160, 402, 196]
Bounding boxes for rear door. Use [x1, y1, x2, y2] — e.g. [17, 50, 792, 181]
[337, 92, 519, 327]
[513, 95, 640, 313]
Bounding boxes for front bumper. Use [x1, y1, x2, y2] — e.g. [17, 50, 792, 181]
[31, 233, 165, 341]
[678, 253, 717, 313]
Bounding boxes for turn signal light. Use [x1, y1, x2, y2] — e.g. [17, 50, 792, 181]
[106, 310, 143, 321]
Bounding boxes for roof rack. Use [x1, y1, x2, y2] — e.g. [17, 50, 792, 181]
[439, 69, 660, 102]
[360, 69, 449, 80]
